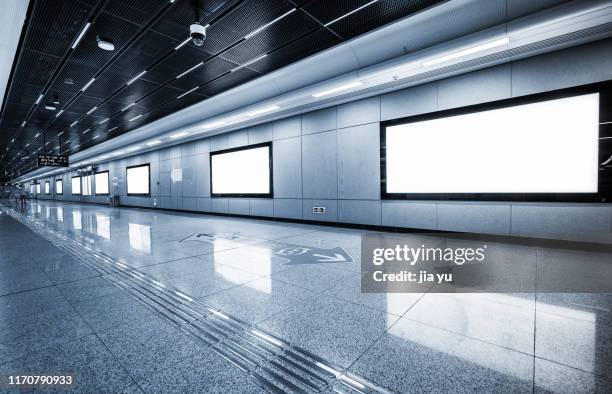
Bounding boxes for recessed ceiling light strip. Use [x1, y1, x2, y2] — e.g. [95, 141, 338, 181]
[244, 9, 296, 39]
[176, 62, 203, 79]
[126, 70, 147, 86]
[121, 103, 136, 112]
[81, 78, 96, 92]
[246, 105, 280, 116]
[312, 81, 363, 97]
[35, 94, 44, 105]
[176, 86, 199, 99]
[128, 114, 143, 122]
[422, 37, 510, 67]
[71, 22, 91, 49]
[324, 0, 378, 27]
[55, 109, 64, 117]
[230, 54, 267, 73]
[174, 37, 191, 50]
[86, 106, 98, 115]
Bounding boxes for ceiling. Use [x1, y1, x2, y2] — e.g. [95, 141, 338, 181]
[0, 0, 444, 180]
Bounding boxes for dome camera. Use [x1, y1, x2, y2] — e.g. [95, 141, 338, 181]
[190, 22, 207, 46]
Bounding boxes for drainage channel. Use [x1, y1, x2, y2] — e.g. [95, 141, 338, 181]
[4, 206, 391, 394]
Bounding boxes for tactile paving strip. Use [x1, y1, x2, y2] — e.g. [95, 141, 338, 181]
[4, 205, 392, 394]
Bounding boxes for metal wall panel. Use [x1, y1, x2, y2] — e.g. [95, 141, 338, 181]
[337, 96, 381, 129]
[337, 123, 380, 200]
[437, 64, 512, 110]
[339, 200, 382, 225]
[301, 130, 337, 199]
[302, 199, 338, 222]
[380, 82, 437, 121]
[273, 137, 302, 199]
[301, 107, 337, 135]
[381, 201, 437, 229]
[437, 202, 511, 234]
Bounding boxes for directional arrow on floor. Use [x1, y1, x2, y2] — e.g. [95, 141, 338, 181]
[270, 242, 354, 265]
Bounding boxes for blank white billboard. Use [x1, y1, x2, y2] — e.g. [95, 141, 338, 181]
[385, 93, 600, 194]
[127, 165, 150, 195]
[71, 177, 81, 194]
[211, 145, 271, 195]
[95, 172, 109, 195]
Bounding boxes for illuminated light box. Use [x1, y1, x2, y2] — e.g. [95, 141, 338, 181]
[211, 143, 272, 197]
[384, 93, 599, 195]
[126, 164, 150, 196]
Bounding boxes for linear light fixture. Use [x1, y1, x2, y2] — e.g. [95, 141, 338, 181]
[108, 126, 118, 133]
[86, 106, 98, 115]
[55, 109, 64, 117]
[81, 78, 96, 92]
[146, 140, 162, 146]
[99, 118, 109, 124]
[127, 146, 140, 152]
[58, 131, 63, 136]
[126, 70, 147, 86]
[230, 54, 267, 73]
[72, 22, 91, 49]
[35, 94, 43, 105]
[324, 0, 378, 27]
[128, 114, 143, 122]
[92, 135, 99, 139]
[202, 121, 226, 129]
[246, 105, 280, 116]
[82, 129, 90, 134]
[70, 121, 78, 127]
[177, 86, 199, 99]
[170, 131, 189, 139]
[34, 133, 40, 138]
[174, 37, 191, 50]
[21, 121, 26, 127]
[121, 102, 136, 111]
[422, 37, 510, 67]
[245, 9, 296, 39]
[312, 81, 363, 98]
[176, 62, 203, 79]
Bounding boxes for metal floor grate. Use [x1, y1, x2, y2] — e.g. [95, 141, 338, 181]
[3, 205, 391, 394]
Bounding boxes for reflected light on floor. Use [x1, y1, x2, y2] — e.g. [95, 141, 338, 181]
[128, 222, 151, 254]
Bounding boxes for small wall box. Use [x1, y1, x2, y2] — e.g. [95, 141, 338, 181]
[312, 206, 326, 214]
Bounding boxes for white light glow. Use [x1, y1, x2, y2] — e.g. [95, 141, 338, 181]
[72, 22, 91, 49]
[170, 131, 189, 139]
[324, 0, 378, 27]
[422, 37, 510, 67]
[146, 140, 162, 146]
[71, 176, 81, 194]
[128, 222, 151, 254]
[202, 121, 226, 129]
[127, 146, 141, 152]
[55, 179, 63, 195]
[127, 70, 147, 86]
[312, 81, 363, 98]
[82, 78, 95, 92]
[385, 94, 600, 194]
[245, 9, 295, 39]
[176, 62, 203, 79]
[127, 165, 150, 195]
[246, 105, 279, 116]
[211, 146, 270, 195]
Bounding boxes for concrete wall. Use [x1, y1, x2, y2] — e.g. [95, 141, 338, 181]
[32, 38, 612, 241]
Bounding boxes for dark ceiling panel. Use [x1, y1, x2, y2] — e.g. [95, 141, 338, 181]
[219, 9, 320, 65]
[327, 0, 443, 40]
[1, 0, 446, 179]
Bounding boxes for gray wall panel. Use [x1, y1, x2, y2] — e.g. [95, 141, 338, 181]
[301, 131, 337, 199]
[437, 203, 511, 234]
[210, 134, 228, 152]
[437, 64, 511, 110]
[380, 82, 437, 121]
[211, 198, 229, 213]
[194, 153, 210, 197]
[339, 200, 381, 225]
[303, 199, 338, 222]
[382, 202, 437, 229]
[273, 137, 302, 198]
[228, 198, 250, 215]
[181, 156, 196, 197]
[337, 96, 380, 129]
[302, 107, 337, 135]
[274, 199, 302, 219]
[511, 204, 612, 236]
[248, 123, 273, 144]
[250, 199, 273, 217]
[228, 130, 249, 148]
[273, 116, 301, 140]
[337, 123, 380, 200]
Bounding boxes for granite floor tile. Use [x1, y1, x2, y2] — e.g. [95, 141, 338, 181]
[534, 357, 612, 394]
[350, 318, 534, 393]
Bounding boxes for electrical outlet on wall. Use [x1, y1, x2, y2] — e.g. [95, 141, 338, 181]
[312, 206, 326, 214]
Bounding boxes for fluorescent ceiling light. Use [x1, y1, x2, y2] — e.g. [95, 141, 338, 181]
[177, 86, 198, 99]
[55, 109, 64, 117]
[245, 9, 296, 39]
[58, 131, 63, 136]
[128, 114, 143, 122]
[324, 0, 378, 27]
[174, 37, 191, 50]
[72, 22, 91, 49]
[127, 146, 140, 152]
[202, 121, 226, 129]
[92, 135, 99, 139]
[86, 106, 98, 115]
[312, 81, 363, 98]
[99, 118, 109, 124]
[113, 150, 124, 155]
[422, 37, 510, 67]
[82, 129, 90, 134]
[82, 78, 95, 91]
[146, 140, 162, 146]
[70, 121, 78, 127]
[246, 105, 280, 116]
[108, 126, 118, 133]
[34, 133, 40, 138]
[176, 62, 203, 79]
[21, 121, 26, 127]
[230, 54, 267, 73]
[170, 131, 189, 139]
[122, 103, 136, 111]
[127, 70, 147, 86]
[35, 94, 43, 104]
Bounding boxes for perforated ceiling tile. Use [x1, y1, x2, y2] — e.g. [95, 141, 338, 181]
[1, 0, 446, 177]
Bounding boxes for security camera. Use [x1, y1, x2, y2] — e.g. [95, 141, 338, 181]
[190, 22, 207, 46]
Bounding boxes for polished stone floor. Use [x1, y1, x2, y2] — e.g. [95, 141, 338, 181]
[0, 200, 611, 393]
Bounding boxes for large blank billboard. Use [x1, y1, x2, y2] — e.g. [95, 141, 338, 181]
[211, 144, 272, 197]
[127, 164, 150, 196]
[384, 93, 599, 195]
